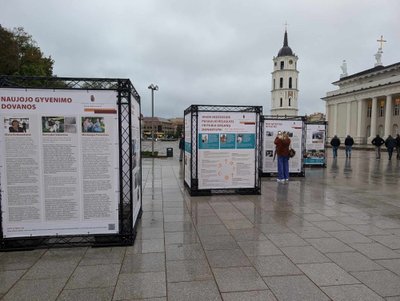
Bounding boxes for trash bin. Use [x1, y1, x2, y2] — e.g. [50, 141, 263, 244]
[166, 147, 173, 157]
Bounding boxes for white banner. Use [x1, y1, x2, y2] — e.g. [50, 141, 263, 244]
[197, 112, 256, 189]
[262, 119, 304, 173]
[0, 88, 120, 237]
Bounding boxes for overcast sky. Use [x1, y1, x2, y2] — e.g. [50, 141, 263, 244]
[1, 0, 399, 118]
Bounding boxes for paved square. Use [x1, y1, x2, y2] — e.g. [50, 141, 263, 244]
[1, 149, 400, 300]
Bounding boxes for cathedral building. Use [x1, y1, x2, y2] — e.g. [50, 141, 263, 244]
[323, 42, 400, 144]
[270, 30, 299, 116]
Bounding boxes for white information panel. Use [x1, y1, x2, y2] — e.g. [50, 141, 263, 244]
[262, 119, 303, 173]
[184, 113, 191, 187]
[304, 123, 326, 165]
[0, 88, 120, 238]
[197, 112, 256, 189]
[131, 97, 141, 225]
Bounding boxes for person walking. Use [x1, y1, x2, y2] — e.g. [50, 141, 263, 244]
[330, 135, 341, 158]
[385, 135, 396, 160]
[396, 134, 400, 160]
[274, 131, 291, 183]
[179, 134, 185, 162]
[371, 134, 385, 159]
[344, 135, 354, 158]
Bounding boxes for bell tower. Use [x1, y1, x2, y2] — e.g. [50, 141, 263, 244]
[270, 30, 299, 116]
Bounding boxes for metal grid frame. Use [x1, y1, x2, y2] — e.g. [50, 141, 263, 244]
[260, 115, 306, 177]
[0, 76, 141, 250]
[183, 105, 262, 196]
[304, 120, 328, 167]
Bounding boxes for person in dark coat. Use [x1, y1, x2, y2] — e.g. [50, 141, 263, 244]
[179, 134, 185, 162]
[385, 135, 396, 160]
[396, 134, 400, 160]
[371, 134, 385, 159]
[330, 135, 341, 158]
[344, 135, 354, 158]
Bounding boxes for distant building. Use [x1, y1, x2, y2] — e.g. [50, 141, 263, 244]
[307, 112, 326, 122]
[142, 117, 183, 138]
[270, 30, 299, 116]
[142, 117, 175, 138]
[168, 118, 184, 136]
[323, 58, 400, 144]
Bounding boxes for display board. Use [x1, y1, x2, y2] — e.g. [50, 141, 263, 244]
[0, 76, 141, 250]
[184, 113, 191, 187]
[304, 122, 327, 166]
[198, 112, 257, 189]
[130, 95, 142, 225]
[261, 117, 305, 176]
[0, 88, 119, 238]
[184, 105, 262, 196]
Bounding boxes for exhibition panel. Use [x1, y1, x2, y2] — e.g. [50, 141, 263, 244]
[0, 76, 141, 250]
[304, 122, 327, 166]
[261, 116, 306, 177]
[184, 105, 262, 196]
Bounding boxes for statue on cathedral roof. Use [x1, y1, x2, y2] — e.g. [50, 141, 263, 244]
[340, 60, 348, 78]
[374, 48, 383, 67]
[374, 35, 386, 67]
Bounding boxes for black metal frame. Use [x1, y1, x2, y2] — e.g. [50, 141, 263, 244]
[304, 121, 328, 167]
[0, 76, 141, 250]
[183, 105, 262, 196]
[260, 115, 306, 177]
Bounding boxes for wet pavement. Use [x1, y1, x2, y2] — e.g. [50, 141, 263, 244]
[1, 145, 400, 300]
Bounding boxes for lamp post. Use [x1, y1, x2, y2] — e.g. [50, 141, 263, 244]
[148, 84, 158, 156]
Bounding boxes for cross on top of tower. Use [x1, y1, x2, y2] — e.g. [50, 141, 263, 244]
[284, 21, 288, 31]
[377, 35, 387, 49]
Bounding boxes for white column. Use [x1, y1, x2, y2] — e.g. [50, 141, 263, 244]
[384, 95, 392, 138]
[333, 104, 338, 135]
[369, 97, 377, 140]
[346, 101, 351, 136]
[356, 99, 363, 144]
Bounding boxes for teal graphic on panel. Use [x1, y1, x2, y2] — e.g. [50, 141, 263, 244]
[185, 142, 192, 153]
[236, 133, 256, 149]
[198, 133, 219, 149]
[219, 133, 236, 149]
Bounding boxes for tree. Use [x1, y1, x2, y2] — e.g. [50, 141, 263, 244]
[0, 25, 54, 76]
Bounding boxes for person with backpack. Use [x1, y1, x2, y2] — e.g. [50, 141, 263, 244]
[371, 134, 385, 159]
[344, 135, 354, 158]
[330, 135, 341, 158]
[274, 131, 291, 183]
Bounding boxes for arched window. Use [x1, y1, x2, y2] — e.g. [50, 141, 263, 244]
[280, 98, 283, 107]
[289, 77, 292, 89]
[289, 98, 291, 107]
[279, 78, 283, 88]
[273, 79, 276, 89]
[280, 61, 284, 70]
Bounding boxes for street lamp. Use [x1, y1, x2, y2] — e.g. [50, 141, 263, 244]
[148, 84, 158, 156]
